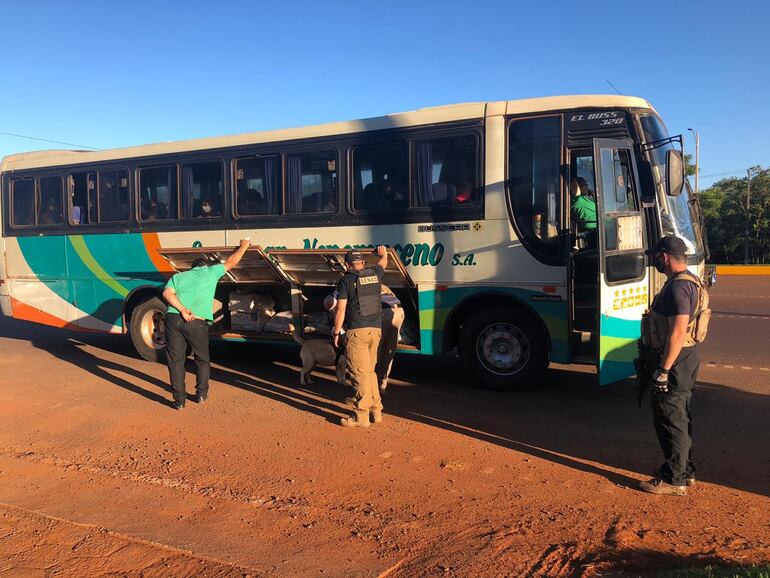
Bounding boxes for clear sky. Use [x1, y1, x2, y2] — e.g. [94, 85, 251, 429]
[1, 0, 768, 189]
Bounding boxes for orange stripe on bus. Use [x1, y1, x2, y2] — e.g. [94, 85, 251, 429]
[10, 297, 73, 329]
[10, 297, 105, 333]
[142, 232, 175, 274]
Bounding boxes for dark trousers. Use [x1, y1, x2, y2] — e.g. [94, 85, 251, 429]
[165, 313, 210, 403]
[651, 346, 700, 486]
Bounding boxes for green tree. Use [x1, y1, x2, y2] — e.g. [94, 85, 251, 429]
[700, 166, 770, 263]
[684, 153, 697, 177]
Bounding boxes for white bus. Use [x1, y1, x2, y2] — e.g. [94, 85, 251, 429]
[0, 95, 706, 388]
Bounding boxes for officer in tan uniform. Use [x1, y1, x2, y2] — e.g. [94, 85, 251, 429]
[332, 246, 389, 427]
[639, 236, 710, 496]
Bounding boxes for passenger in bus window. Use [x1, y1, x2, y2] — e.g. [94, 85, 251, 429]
[144, 200, 160, 221]
[39, 199, 61, 225]
[71, 205, 83, 225]
[199, 198, 214, 217]
[379, 180, 406, 210]
[241, 188, 267, 215]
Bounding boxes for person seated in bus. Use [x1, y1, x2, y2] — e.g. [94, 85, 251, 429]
[360, 180, 382, 211]
[71, 204, 83, 225]
[379, 180, 406, 210]
[196, 197, 216, 218]
[238, 188, 266, 215]
[38, 200, 61, 225]
[144, 199, 161, 221]
[571, 177, 597, 232]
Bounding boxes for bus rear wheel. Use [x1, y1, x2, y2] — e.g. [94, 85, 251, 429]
[129, 297, 167, 363]
[458, 307, 547, 391]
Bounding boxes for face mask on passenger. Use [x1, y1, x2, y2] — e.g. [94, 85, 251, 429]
[202, 203, 212, 214]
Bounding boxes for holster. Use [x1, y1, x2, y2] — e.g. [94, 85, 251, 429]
[334, 332, 347, 365]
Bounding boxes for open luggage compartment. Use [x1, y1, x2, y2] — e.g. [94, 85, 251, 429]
[158, 246, 420, 350]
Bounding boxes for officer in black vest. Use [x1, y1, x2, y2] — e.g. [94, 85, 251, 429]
[639, 236, 703, 496]
[332, 246, 388, 428]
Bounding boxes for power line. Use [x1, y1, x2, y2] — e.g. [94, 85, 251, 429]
[606, 80, 622, 95]
[700, 168, 757, 179]
[0, 130, 100, 151]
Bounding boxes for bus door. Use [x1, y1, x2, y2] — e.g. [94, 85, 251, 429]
[592, 138, 649, 385]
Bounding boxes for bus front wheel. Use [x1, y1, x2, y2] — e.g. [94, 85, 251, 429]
[129, 297, 167, 363]
[458, 307, 547, 391]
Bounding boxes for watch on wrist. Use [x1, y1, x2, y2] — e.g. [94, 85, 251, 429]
[658, 367, 669, 375]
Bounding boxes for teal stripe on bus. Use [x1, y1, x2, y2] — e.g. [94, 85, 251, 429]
[417, 285, 569, 363]
[17, 234, 165, 327]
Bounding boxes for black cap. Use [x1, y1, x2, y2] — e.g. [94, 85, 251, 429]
[646, 235, 687, 256]
[344, 250, 365, 264]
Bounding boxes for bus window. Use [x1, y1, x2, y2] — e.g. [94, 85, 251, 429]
[68, 172, 94, 225]
[413, 134, 477, 206]
[507, 117, 562, 261]
[11, 178, 35, 226]
[140, 166, 177, 221]
[285, 150, 336, 214]
[98, 170, 130, 223]
[352, 141, 407, 212]
[235, 157, 280, 216]
[182, 161, 223, 218]
[38, 177, 63, 225]
[599, 148, 639, 252]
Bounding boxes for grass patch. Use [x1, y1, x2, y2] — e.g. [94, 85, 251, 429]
[657, 565, 770, 578]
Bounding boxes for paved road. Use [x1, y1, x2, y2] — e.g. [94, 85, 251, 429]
[700, 276, 770, 374]
[0, 275, 767, 576]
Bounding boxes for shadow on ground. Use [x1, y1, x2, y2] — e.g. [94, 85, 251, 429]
[2, 315, 768, 498]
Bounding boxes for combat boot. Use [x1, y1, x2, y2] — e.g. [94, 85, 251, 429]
[340, 410, 370, 428]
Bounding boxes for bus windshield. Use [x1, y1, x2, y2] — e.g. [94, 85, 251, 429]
[638, 114, 704, 256]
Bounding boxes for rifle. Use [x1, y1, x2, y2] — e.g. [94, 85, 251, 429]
[634, 339, 654, 408]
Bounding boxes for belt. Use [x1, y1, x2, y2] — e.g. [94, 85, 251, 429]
[383, 304, 401, 309]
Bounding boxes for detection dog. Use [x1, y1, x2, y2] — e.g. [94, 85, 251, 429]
[292, 332, 347, 387]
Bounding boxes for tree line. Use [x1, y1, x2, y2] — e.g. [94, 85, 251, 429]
[691, 158, 770, 264]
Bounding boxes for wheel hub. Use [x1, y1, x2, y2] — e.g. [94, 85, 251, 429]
[476, 322, 530, 375]
[139, 308, 166, 350]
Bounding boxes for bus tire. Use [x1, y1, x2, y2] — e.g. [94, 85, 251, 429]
[458, 306, 547, 391]
[129, 297, 167, 363]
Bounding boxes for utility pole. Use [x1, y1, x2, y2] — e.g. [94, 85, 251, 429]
[687, 128, 700, 195]
[745, 168, 752, 264]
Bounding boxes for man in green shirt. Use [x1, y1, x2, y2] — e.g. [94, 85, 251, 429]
[571, 177, 597, 232]
[163, 239, 250, 409]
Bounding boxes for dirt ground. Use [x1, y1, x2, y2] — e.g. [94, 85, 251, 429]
[0, 279, 768, 577]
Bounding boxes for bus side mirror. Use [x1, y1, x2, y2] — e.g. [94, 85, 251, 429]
[666, 149, 684, 197]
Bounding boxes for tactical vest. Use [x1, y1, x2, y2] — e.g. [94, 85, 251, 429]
[347, 268, 381, 317]
[641, 271, 711, 349]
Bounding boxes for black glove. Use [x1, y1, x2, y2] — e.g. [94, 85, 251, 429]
[651, 367, 669, 393]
